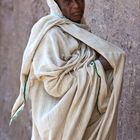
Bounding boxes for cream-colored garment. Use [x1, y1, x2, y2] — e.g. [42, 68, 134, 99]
[10, 0, 126, 140]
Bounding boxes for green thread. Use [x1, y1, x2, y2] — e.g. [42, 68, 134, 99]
[9, 103, 24, 126]
[10, 75, 29, 126]
[93, 61, 100, 77]
[91, 60, 102, 115]
[96, 80, 102, 115]
[23, 79, 27, 103]
[23, 74, 29, 103]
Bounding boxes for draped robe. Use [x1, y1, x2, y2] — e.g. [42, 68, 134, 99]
[10, 0, 126, 140]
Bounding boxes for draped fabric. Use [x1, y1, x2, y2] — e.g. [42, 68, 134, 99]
[10, 0, 126, 140]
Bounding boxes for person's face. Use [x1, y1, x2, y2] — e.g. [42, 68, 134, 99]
[55, 0, 85, 23]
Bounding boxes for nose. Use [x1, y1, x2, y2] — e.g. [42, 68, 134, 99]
[72, 0, 80, 9]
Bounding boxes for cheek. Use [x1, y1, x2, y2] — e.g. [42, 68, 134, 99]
[61, 6, 71, 18]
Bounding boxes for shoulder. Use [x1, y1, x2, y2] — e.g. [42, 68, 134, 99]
[45, 26, 78, 46]
[46, 26, 66, 38]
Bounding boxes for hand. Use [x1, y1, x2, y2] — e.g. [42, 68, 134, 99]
[98, 55, 113, 71]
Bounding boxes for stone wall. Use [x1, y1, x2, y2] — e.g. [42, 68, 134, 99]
[0, 0, 139, 139]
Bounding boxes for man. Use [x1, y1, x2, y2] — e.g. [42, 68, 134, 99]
[10, 0, 125, 140]
[54, 0, 112, 70]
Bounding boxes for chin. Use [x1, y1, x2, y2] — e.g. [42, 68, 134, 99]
[71, 17, 83, 23]
[74, 20, 81, 23]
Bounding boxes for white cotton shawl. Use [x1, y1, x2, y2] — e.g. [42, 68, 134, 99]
[10, 0, 126, 140]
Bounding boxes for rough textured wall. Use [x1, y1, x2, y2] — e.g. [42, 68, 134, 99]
[84, 0, 140, 140]
[0, 0, 139, 140]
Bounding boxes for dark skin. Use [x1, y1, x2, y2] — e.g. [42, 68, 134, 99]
[55, 0, 85, 23]
[55, 0, 113, 71]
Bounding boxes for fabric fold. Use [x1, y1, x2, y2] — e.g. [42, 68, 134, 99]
[10, 0, 126, 139]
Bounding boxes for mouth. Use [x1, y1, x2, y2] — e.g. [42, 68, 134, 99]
[72, 11, 82, 16]
[72, 13, 82, 19]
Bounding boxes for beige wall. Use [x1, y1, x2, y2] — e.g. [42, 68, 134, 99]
[0, 0, 139, 139]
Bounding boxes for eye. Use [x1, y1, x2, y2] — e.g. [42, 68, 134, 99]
[63, 0, 71, 4]
[64, 0, 70, 2]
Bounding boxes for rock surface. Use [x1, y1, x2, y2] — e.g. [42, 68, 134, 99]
[0, 0, 139, 139]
